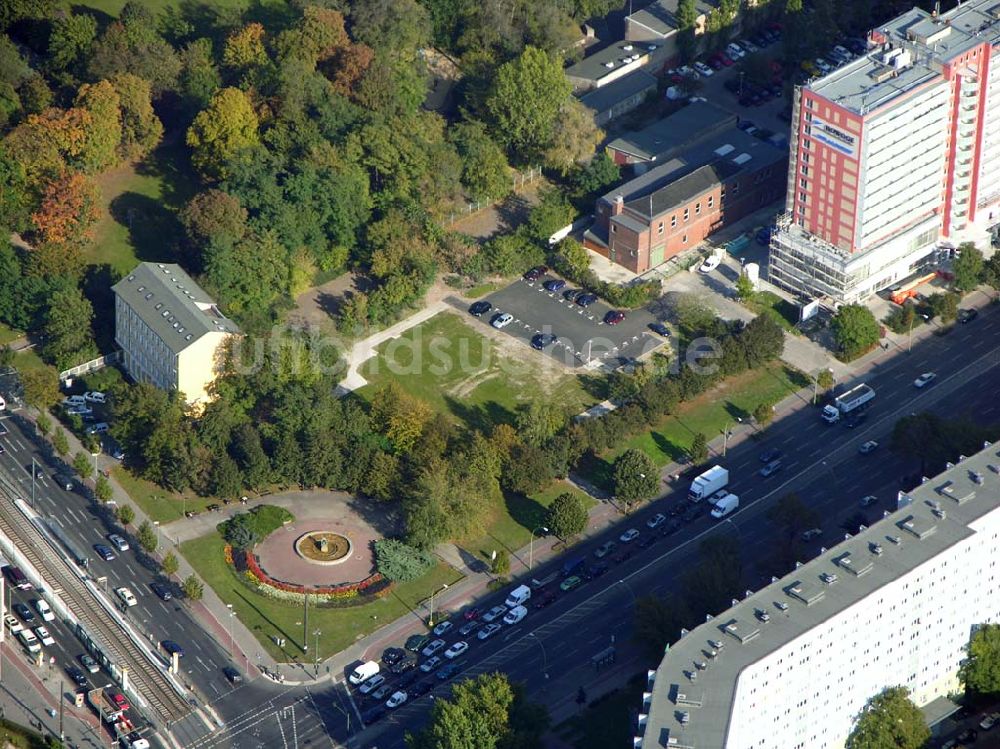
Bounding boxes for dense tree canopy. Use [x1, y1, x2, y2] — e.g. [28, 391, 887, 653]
[845, 687, 929, 749]
[961, 623, 1000, 695]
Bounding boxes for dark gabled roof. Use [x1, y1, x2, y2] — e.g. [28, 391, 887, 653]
[623, 161, 741, 221]
[112, 263, 240, 355]
[627, 0, 717, 37]
[606, 101, 736, 162]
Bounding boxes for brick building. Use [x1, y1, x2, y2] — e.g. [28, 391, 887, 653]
[586, 126, 787, 273]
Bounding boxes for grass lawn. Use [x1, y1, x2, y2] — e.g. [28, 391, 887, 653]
[112, 467, 213, 523]
[582, 362, 808, 491]
[358, 311, 600, 432]
[13, 348, 47, 374]
[66, 0, 260, 19]
[460, 481, 597, 562]
[743, 291, 801, 335]
[464, 282, 502, 298]
[89, 137, 200, 276]
[0, 323, 21, 346]
[556, 673, 647, 749]
[180, 532, 464, 660]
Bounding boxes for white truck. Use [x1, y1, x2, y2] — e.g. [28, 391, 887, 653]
[689, 466, 729, 502]
[710, 493, 739, 519]
[821, 383, 875, 424]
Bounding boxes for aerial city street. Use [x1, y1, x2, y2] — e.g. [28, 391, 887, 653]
[1, 1, 999, 749]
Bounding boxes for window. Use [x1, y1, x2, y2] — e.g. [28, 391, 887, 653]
[682, 234, 688, 244]
[708, 196, 714, 208]
[683, 208, 690, 221]
[695, 202, 701, 215]
[801, 165, 809, 176]
[671, 215, 677, 227]
[799, 191, 807, 202]
[800, 177, 808, 188]
[658, 222, 664, 235]
[611, 224, 616, 233]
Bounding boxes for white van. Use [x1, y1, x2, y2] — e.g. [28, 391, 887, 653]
[504, 584, 531, 608]
[503, 605, 527, 625]
[18, 628, 41, 653]
[348, 660, 379, 685]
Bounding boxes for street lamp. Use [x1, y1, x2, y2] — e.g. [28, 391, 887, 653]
[722, 418, 742, 457]
[528, 632, 549, 680]
[428, 583, 449, 627]
[529, 526, 549, 570]
[30, 456, 38, 506]
[313, 629, 321, 676]
[226, 604, 235, 655]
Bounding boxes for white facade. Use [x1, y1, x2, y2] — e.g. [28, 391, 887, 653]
[638, 444, 1000, 749]
[975, 47, 1000, 229]
[857, 82, 950, 247]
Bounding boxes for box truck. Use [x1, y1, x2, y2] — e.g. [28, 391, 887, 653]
[821, 383, 875, 424]
[689, 466, 730, 502]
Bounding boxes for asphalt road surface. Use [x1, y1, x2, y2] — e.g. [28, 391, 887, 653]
[0, 417, 340, 749]
[476, 275, 661, 367]
[356, 308, 1000, 748]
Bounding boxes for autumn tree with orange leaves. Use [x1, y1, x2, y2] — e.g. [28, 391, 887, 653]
[28, 171, 100, 277]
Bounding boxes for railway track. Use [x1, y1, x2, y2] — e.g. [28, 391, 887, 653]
[0, 486, 192, 724]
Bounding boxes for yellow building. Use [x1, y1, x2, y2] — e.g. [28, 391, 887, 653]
[113, 263, 240, 409]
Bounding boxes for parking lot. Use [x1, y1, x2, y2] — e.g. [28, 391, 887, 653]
[473, 274, 663, 368]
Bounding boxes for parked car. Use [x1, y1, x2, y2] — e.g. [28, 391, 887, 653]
[444, 641, 469, 659]
[576, 293, 598, 307]
[115, 587, 137, 607]
[594, 542, 616, 559]
[585, 563, 609, 580]
[523, 266, 548, 281]
[109, 534, 129, 552]
[359, 674, 386, 694]
[693, 61, 714, 76]
[66, 665, 88, 687]
[725, 43, 745, 59]
[94, 544, 115, 561]
[759, 460, 782, 478]
[419, 656, 443, 673]
[619, 529, 640, 543]
[386, 691, 408, 709]
[12, 602, 34, 623]
[604, 310, 626, 325]
[531, 333, 558, 350]
[4, 614, 23, 634]
[979, 712, 1000, 730]
[382, 647, 406, 666]
[491, 313, 514, 329]
[563, 288, 583, 302]
[223, 666, 243, 684]
[80, 654, 99, 673]
[84, 391, 106, 403]
[432, 620, 453, 637]
[560, 575, 583, 592]
[391, 655, 418, 675]
[35, 626, 55, 646]
[458, 619, 480, 636]
[699, 254, 722, 273]
[543, 279, 566, 292]
[405, 634, 430, 652]
[958, 308, 978, 323]
[421, 639, 446, 657]
[649, 322, 670, 336]
[161, 640, 184, 657]
[437, 662, 462, 681]
[914, 372, 937, 388]
[469, 301, 492, 317]
[33, 599, 55, 622]
[150, 582, 172, 601]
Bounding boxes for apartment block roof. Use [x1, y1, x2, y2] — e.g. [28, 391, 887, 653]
[579, 70, 658, 115]
[606, 101, 737, 162]
[640, 444, 1000, 748]
[112, 263, 241, 355]
[808, 0, 1000, 115]
[627, 0, 717, 38]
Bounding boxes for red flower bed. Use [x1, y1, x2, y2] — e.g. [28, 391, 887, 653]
[237, 544, 383, 595]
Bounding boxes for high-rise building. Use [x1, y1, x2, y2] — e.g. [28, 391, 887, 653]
[635, 442, 1000, 749]
[769, 0, 1000, 303]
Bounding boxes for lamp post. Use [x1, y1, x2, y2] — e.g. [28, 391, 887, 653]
[313, 629, 321, 676]
[428, 583, 449, 627]
[529, 526, 549, 570]
[30, 456, 38, 507]
[528, 632, 549, 680]
[722, 418, 742, 457]
[226, 604, 235, 655]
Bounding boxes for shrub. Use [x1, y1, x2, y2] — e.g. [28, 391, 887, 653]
[374, 539, 435, 582]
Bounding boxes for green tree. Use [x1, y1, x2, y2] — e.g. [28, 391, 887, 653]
[350, 0, 431, 53]
[35, 412, 51, 436]
[961, 623, 1000, 695]
[951, 243, 983, 291]
[47, 12, 98, 77]
[186, 87, 260, 181]
[161, 551, 180, 577]
[571, 151, 619, 196]
[449, 120, 511, 202]
[95, 474, 114, 503]
[87, 17, 181, 96]
[72, 451, 93, 479]
[766, 492, 818, 539]
[527, 187, 574, 245]
[137, 520, 157, 553]
[832, 303, 879, 360]
[116, 503, 135, 525]
[373, 539, 435, 582]
[21, 366, 62, 410]
[816, 368, 834, 392]
[983, 252, 1000, 293]
[43, 286, 97, 370]
[547, 492, 588, 538]
[179, 38, 221, 109]
[612, 449, 659, 508]
[555, 237, 591, 278]
[491, 548, 511, 577]
[52, 427, 69, 456]
[406, 673, 515, 749]
[634, 593, 690, 659]
[689, 432, 709, 465]
[735, 271, 755, 301]
[676, 0, 699, 61]
[74, 80, 123, 172]
[110, 73, 163, 160]
[544, 98, 603, 176]
[927, 291, 960, 324]
[845, 686, 929, 749]
[182, 574, 204, 601]
[486, 46, 572, 162]
[753, 402, 774, 427]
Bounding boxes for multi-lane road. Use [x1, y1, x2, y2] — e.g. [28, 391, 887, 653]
[0, 415, 348, 749]
[1, 303, 998, 749]
[354, 307, 1000, 748]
